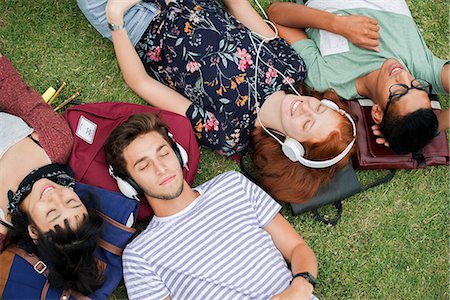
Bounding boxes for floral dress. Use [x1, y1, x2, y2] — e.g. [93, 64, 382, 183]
[135, 0, 306, 156]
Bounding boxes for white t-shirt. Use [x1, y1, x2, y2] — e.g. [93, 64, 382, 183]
[123, 171, 292, 300]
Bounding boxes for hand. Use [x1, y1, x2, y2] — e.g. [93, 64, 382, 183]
[271, 277, 313, 300]
[106, 0, 141, 24]
[0, 52, 3, 58]
[335, 15, 380, 52]
[371, 125, 390, 147]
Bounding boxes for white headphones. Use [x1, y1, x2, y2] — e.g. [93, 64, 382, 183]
[248, 2, 356, 169]
[280, 99, 356, 168]
[108, 132, 189, 200]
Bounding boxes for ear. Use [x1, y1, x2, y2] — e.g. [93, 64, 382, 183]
[27, 224, 39, 241]
[371, 104, 384, 124]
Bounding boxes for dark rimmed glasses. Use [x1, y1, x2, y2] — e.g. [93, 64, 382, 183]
[384, 79, 432, 116]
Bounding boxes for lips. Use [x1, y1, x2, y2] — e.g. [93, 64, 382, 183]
[40, 185, 54, 199]
[389, 63, 404, 76]
[290, 100, 300, 116]
[160, 175, 176, 186]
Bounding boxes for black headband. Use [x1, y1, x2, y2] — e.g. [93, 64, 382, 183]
[8, 164, 75, 216]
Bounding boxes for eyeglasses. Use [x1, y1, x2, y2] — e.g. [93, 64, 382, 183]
[384, 79, 432, 116]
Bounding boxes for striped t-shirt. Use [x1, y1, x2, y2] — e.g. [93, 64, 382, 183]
[123, 171, 292, 300]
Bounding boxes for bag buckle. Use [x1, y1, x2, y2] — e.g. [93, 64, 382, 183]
[34, 260, 48, 274]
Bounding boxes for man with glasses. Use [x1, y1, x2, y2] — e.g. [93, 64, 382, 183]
[268, 0, 449, 154]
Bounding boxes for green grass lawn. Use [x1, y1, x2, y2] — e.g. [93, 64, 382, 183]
[0, 0, 448, 299]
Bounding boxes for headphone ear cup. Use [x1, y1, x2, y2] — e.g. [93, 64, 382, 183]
[116, 177, 141, 199]
[282, 138, 305, 162]
[174, 142, 189, 168]
[167, 132, 189, 168]
[108, 165, 142, 200]
[321, 99, 340, 111]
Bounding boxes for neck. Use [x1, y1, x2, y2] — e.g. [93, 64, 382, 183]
[355, 69, 380, 104]
[257, 93, 284, 133]
[147, 181, 199, 217]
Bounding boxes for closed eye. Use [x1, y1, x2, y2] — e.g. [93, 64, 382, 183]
[317, 104, 327, 113]
[138, 163, 149, 171]
[46, 208, 56, 218]
[303, 120, 312, 131]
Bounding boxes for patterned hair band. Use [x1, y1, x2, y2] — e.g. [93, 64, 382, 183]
[7, 164, 75, 216]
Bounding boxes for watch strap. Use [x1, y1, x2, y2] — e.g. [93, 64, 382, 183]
[108, 22, 125, 31]
[291, 272, 317, 288]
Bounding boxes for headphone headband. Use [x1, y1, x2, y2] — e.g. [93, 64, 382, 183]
[109, 131, 189, 199]
[275, 99, 357, 169]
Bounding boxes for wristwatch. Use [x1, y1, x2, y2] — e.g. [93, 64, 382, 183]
[108, 22, 125, 31]
[291, 272, 317, 288]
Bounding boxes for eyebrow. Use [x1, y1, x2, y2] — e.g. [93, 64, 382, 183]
[132, 144, 167, 168]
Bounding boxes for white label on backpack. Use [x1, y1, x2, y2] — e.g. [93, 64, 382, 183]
[76, 115, 97, 144]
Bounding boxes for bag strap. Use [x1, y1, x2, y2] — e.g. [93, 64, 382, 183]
[7, 246, 49, 277]
[312, 169, 396, 225]
[312, 202, 343, 226]
[94, 209, 136, 234]
[7, 246, 78, 300]
[360, 169, 396, 191]
[93, 209, 136, 255]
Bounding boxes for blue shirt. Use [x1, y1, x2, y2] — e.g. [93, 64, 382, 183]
[77, 0, 160, 46]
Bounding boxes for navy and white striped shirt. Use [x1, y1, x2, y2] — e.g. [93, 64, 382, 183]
[123, 171, 292, 300]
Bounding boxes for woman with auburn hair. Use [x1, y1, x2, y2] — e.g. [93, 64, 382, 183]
[79, 0, 356, 205]
[251, 85, 355, 203]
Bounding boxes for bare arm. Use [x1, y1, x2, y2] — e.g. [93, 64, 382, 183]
[438, 108, 449, 133]
[268, 2, 380, 51]
[441, 63, 449, 93]
[222, 0, 275, 38]
[264, 214, 318, 299]
[105, 0, 191, 115]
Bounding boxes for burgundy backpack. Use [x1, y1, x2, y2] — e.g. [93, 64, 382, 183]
[63, 102, 200, 220]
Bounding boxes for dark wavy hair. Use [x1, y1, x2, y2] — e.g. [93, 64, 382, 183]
[250, 84, 356, 203]
[4, 192, 104, 295]
[380, 108, 438, 154]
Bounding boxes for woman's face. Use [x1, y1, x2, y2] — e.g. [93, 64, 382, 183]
[279, 93, 342, 143]
[20, 178, 87, 233]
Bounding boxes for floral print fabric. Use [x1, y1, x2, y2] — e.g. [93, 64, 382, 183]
[135, 0, 306, 156]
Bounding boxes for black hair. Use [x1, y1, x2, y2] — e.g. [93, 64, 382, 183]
[4, 192, 104, 295]
[380, 108, 438, 154]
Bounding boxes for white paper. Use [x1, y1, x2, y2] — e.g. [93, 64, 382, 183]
[319, 30, 350, 56]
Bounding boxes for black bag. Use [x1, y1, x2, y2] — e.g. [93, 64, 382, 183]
[240, 150, 395, 225]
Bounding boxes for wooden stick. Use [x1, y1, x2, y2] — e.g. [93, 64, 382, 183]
[53, 91, 80, 111]
[47, 81, 66, 105]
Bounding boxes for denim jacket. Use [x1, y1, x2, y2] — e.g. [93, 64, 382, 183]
[77, 0, 160, 46]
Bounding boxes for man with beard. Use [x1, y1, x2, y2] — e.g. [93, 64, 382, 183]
[104, 113, 318, 300]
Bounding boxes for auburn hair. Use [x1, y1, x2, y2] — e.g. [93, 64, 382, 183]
[250, 85, 356, 203]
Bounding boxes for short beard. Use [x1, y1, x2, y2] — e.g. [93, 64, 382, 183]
[143, 182, 184, 201]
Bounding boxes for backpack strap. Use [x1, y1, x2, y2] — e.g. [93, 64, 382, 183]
[97, 239, 123, 256]
[94, 209, 136, 234]
[41, 281, 50, 300]
[7, 246, 49, 277]
[7, 246, 79, 300]
[94, 209, 136, 255]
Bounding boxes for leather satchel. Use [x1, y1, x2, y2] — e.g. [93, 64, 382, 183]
[240, 151, 395, 226]
[347, 99, 449, 170]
